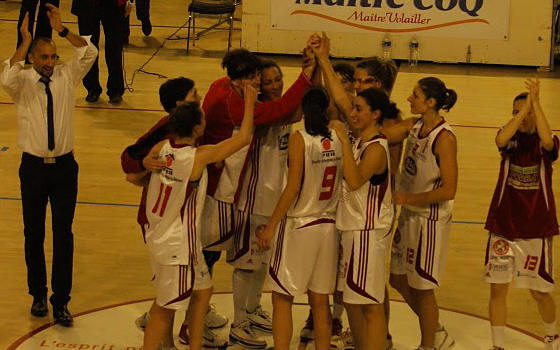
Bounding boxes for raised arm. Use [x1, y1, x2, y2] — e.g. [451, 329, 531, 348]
[381, 117, 418, 145]
[330, 120, 387, 191]
[194, 85, 257, 172]
[256, 132, 305, 250]
[495, 93, 530, 149]
[313, 33, 353, 120]
[45, 4, 87, 48]
[10, 13, 32, 67]
[527, 78, 554, 151]
[394, 130, 457, 206]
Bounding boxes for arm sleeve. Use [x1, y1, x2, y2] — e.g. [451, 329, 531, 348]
[62, 36, 99, 86]
[121, 116, 170, 173]
[0, 59, 25, 101]
[229, 72, 312, 126]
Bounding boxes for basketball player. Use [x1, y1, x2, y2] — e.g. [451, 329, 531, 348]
[255, 86, 342, 350]
[122, 78, 228, 347]
[126, 86, 257, 350]
[329, 88, 398, 350]
[200, 46, 315, 348]
[385, 77, 458, 350]
[484, 79, 559, 350]
[312, 32, 400, 350]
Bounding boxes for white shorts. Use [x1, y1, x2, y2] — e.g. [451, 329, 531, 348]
[226, 210, 271, 270]
[150, 253, 212, 310]
[484, 233, 554, 292]
[340, 228, 391, 305]
[390, 208, 451, 290]
[268, 217, 339, 296]
[201, 196, 234, 251]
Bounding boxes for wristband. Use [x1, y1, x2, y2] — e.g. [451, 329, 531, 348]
[58, 26, 69, 38]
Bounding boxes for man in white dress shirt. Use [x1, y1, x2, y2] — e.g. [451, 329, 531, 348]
[0, 4, 97, 327]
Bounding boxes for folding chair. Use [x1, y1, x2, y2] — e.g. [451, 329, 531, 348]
[186, 0, 236, 54]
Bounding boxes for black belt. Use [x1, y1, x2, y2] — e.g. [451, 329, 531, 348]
[22, 152, 74, 164]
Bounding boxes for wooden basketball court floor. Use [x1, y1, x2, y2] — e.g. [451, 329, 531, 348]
[1, 1, 560, 349]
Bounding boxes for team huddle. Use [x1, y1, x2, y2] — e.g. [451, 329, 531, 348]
[121, 33, 560, 350]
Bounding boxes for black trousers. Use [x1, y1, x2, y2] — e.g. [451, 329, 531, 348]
[123, 0, 151, 40]
[17, 0, 61, 48]
[77, 4, 125, 98]
[19, 152, 78, 307]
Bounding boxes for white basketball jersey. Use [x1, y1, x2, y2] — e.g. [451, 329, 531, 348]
[287, 130, 342, 218]
[236, 125, 290, 216]
[213, 127, 251, 203]
[337, 135, 393, 231]
[145, 140, 208, 265]
[398, 119, 454, 219]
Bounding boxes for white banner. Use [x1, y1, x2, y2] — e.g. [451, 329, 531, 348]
[271, 0, 511, 40]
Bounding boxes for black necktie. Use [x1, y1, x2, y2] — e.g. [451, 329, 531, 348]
[39, 77, 55, 151]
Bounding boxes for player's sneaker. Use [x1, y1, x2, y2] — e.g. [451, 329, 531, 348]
[300, 312, 315, 342]
[135, 312, 148, 331]
[205, 304, 228, 329]
[332, 318, 343, 337]
[179, 324, 228, 348]
[340, 329, 354, 350]
[545, 334, 560, 350]
[229, 321, 267, 349]
[434, 326, 455, 350]
[246, 306, 273, 333]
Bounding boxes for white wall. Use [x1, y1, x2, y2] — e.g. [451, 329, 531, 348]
[242, 0, 554, 67]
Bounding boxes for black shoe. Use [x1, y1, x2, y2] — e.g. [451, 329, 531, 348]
[53, 305, 73, 327]
[108, 94, 123, 105]
[30, 297, 48, 317]
[142, 19, 152, 36]
[85, 91, 100, 103]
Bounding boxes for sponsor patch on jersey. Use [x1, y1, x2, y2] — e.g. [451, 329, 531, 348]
[165, 154, 174, 167]
[492, 239, 510, 256]
[279, 133, 289, 150]
[322, 138, 331, 151]
[404, 156, 417, 176]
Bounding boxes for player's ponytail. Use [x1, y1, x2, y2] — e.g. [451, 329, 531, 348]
[418, 77, 457, 112]
[302, 86, 331, 140]
[168, 102, 203, 138]
[357, 88, 401, 126]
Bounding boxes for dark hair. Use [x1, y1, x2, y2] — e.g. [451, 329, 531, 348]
[357, 88, 400, 126]
[513, 91, 529, 105]
[333, 62, 355, 83]
[260, 59, 282, 75]
[356, 57, 397, 93]
[29, 37, 55, 54]
[159, 77, 195, 113]
[418, 77, 457, 112]
[168, 102, 203, 138]
[302, 86, 331, 139]
[221, 49, 262, 80]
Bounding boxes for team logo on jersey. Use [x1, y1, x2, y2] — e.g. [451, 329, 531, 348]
[322, 138, 331, 150]
[404, 156, 417, 176]
[492, 239, 509, 256]
[165, 153, 175, 167]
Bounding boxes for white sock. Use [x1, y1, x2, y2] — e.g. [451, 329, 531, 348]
[491, 326, 505, 348]
[232, 268, 252, 325]
[246, 263, 267, 314]
[544, 321, 558, 336]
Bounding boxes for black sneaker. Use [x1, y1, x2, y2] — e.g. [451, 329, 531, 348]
[30, 297, 48, 317]
[53, 305, 73, 327]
